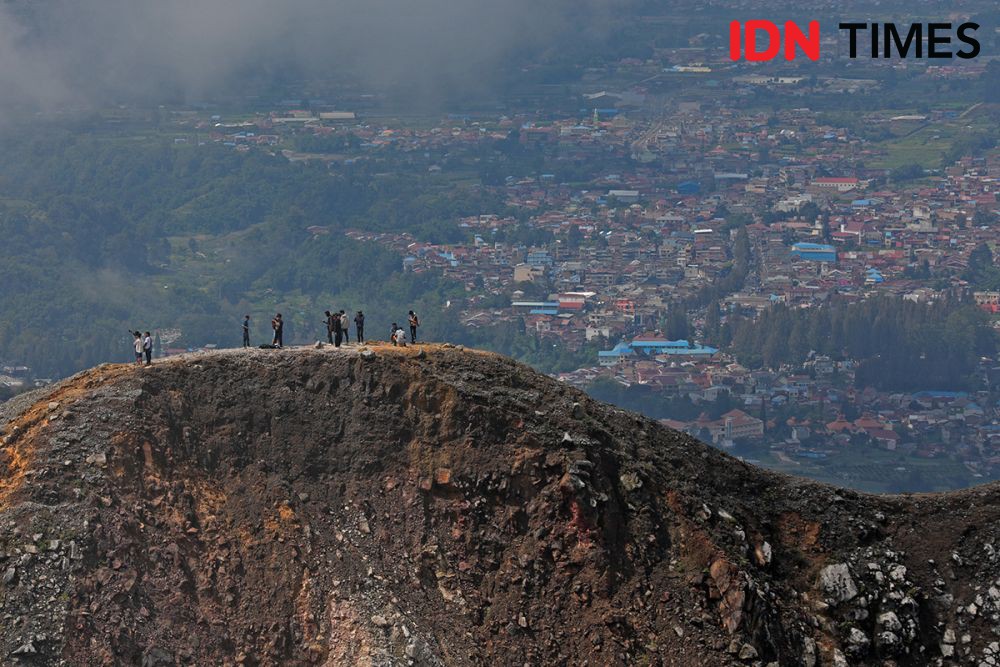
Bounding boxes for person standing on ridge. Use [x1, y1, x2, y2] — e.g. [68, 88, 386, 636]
[271, 313, 284, 348]
[332, 310, 343, 348]
[340, 310, 350, 344]
[131, 330, 143, 366]
[354, 310, 365, 344]
[143, 331, 153, 366]
[408, 310, 420, 344]
[243, 315, 251, 348]
[324, 310, 335, 345]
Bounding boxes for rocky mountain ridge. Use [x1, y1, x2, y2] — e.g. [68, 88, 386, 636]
[0, 345, 998, 666]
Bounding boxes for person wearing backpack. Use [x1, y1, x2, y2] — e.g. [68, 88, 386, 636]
[324, 311, 335, 344]
[332, 310, 343, 348]
[408, 311, 420, 344]
[340, 310, 350, 344]
[354, 311, 365, 344]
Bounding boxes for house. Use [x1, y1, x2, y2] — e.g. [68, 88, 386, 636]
[598, 342, 635, 367]
[854, 413, 887, 433]
[869, 429, 900, 450]
[626, 334, 718, 357]
[706, 409, 765, 445]
[557, 292, 593, 311]
[319, 111, 357, 122]
[974, 291, 1000, 312]
[791, 243, 837, 263]
[812, 177, 860, 193]
[512, 300, 560, 312]
[608, 190, 640, 204]
[826, 416, 857, 433]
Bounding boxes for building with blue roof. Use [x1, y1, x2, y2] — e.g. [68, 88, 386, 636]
[512, 301, 559, 311]
[791, 242, 837, 263]
[598, 336, 717, 365]
[598, 342, 635, 366]
[912, 391, 968, 400]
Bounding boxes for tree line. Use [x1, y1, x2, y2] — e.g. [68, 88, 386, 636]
[723, 297, 995, 391]
[0, 133, 503, 376]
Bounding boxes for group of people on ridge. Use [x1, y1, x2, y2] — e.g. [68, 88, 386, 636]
[132, 309, 422, 365]
[130, 330, 153, 366]
[389, 311, 420, 347]
[323, 309, 365, 348]
[241, 313, 288, 348]
[239, 309, 419, 349]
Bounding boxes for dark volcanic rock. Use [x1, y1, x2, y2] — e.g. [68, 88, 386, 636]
[0, 345, 998, 666]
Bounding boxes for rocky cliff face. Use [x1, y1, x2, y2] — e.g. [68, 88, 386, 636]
[0, 345, 999, 666]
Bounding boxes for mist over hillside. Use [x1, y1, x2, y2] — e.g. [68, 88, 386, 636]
[0, 0, 648, 110]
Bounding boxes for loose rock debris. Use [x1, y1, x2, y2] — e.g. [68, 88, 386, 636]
[0, 345, 997, 665]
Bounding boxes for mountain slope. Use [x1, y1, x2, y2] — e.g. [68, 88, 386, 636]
[0, 345, 998, 666]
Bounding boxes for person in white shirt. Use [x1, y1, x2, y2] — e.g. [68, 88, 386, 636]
[143, 332, 153, 366]
[394, 327, 407, 347]
[132, 331, 143, 365]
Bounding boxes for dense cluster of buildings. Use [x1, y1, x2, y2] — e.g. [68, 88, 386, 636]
[310, 91, 999, 479]
[557, 351, 1000, 476]
[21, 62, 994, 483]
[343, 124, 999, 353]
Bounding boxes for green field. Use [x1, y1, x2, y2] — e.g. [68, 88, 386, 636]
[871, 112, 997, 170]
[870, 124, 955, 170]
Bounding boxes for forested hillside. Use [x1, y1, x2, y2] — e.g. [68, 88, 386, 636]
[0, 132, 502, 376]
[726, 298, 995, 391]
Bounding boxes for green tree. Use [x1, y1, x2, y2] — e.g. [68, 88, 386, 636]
[665, 309, 690, 341]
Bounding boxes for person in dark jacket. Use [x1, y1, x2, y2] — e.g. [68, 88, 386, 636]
[354, 311, 365, 344]
[332, 310, 343, 348]
[324, 310, 335, 344]
[271, 314, 284, 348]
[242, 315, 251, 348]
[408, 310, 420, 344]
